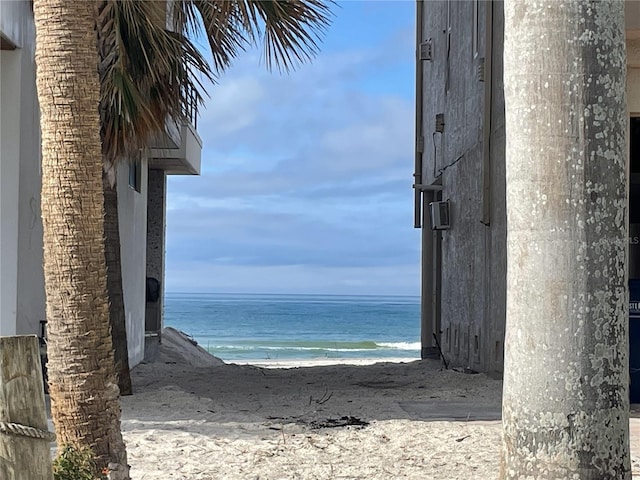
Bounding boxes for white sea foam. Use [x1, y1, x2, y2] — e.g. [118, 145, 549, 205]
[376, 342, 422, 350]
[210, 342, 421, 352]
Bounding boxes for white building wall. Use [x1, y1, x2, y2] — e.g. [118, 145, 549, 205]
[0, 50, 21, 336]
[2, 1, 166, 370]
[1, 0, 41, 337]
[15, 35, 45, 336]
[117, 160, 148, 366]
[0, 0, 33, 48]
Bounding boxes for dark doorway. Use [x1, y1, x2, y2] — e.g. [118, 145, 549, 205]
[632, 117, 640, 174]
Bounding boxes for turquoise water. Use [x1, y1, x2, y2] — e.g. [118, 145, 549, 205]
[164, 293, 421, 362]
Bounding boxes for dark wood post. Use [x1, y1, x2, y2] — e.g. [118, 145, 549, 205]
[0, 335, 54, 480]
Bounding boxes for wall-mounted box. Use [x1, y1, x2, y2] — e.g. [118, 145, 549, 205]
[429, 200, 450, 230]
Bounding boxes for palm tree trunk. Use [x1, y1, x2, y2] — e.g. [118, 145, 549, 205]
[103, 170, 133, 396]
[500, 1, 629, 478]
[96, 0, 133, 397]
[33, 0, 129, 476]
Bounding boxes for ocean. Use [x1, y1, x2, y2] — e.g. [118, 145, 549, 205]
[164, 293, 421, 363]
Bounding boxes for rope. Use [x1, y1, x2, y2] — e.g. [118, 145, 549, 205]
[0, 421, 56, 442]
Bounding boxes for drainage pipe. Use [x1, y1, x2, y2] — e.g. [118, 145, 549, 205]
[421, 192, 439, 359]
[480, 0, 494, 371]
[481, 0, 493, 226]
[413, 0, 425, 229]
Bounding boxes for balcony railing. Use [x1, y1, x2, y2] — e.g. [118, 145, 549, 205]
[182, 83, 198, 130]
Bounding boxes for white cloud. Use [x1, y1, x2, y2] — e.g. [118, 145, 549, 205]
[171, 92, 413, 201]
[199, 76, 266, 137]
[165, 15, 418, 295]
[165, 263, 420, 296]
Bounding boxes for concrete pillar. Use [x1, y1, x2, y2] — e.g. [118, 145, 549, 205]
[144, 169, 166, 360]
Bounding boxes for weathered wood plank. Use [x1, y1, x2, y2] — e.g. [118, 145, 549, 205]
[0, 336, 53, 480]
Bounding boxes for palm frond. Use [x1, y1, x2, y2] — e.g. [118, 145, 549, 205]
[98, 0, 334, 176]
[172, 0, 248, 73]
[244, 0, 334, 72]
[172, 0, 335, 74]
[97, 0, 214, 175]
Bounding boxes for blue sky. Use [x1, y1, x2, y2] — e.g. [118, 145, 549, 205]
[164, 1, 419, 296]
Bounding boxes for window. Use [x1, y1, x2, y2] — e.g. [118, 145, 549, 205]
[128, 158, 141, 193]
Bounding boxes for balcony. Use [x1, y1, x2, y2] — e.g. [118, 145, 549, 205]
[148, 85, 202, 175]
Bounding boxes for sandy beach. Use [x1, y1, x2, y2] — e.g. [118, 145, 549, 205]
[62, 329, 640, 479]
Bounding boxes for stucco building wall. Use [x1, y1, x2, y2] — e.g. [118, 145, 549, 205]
[418, 0, 506, 373]
[629, 4, 640, 114]
[117, 160, 149, 366]
[1, 2, 154, 368]
[418, 1, 637, 374]
[1, 1, 45, 337]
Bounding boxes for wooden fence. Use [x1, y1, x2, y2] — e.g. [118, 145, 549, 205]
[0, 335, 53, 480]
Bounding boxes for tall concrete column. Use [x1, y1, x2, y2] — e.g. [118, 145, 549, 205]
[145, 169, 166, 359]
[421, 192, 440, 359]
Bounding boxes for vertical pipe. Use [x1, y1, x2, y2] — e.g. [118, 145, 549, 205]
[421, 192, 439, 359]
[434, 217, 442, 347]
[481, 0, 493, 225]
[414, 0, 424, 229]
[480, 0, 494, 372]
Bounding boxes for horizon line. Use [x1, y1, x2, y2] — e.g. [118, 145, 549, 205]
[165, 291, 420, 298]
